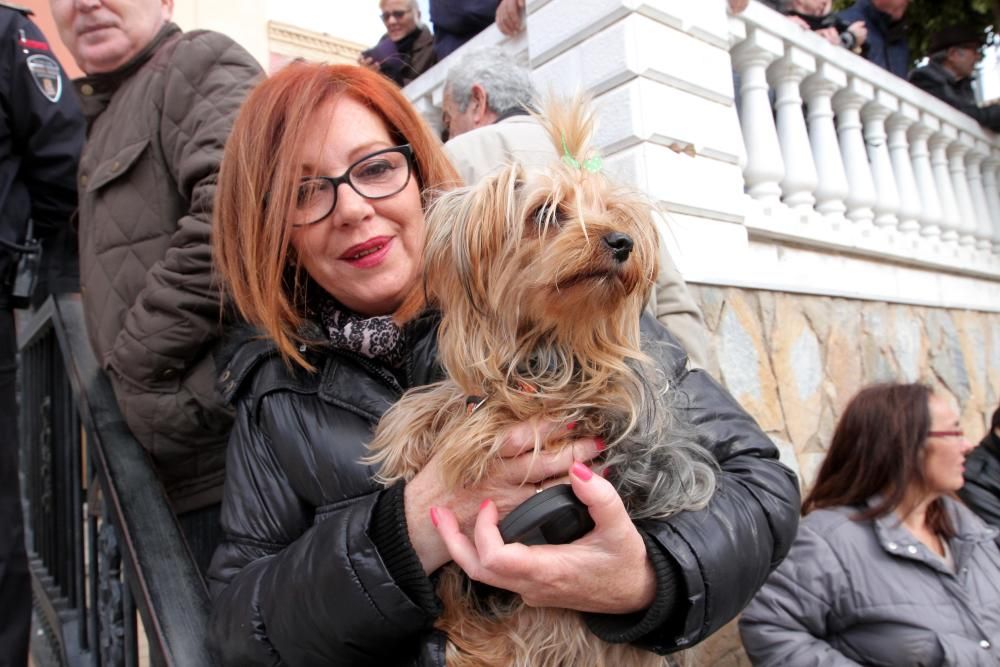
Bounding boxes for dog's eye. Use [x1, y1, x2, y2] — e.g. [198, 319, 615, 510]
[531, 203, 566, 229]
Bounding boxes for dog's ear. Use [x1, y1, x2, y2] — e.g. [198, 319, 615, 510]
[422, 164, 524, 317]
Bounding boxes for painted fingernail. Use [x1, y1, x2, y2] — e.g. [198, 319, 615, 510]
[595, 437, 606, 452]
[480, 499, 491, 511]
[430, 507, 440, 527]
[571, 461, 593, 481]
[566, 421, 577, 431]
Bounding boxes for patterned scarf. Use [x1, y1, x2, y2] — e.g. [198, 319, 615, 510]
[319, 297, 406, 369]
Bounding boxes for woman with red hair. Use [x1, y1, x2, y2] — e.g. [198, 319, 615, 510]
[207, 62, 799, 665]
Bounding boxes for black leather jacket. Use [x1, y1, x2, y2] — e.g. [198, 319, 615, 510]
[960, 430, 1000, 537]
[207, 312, 800, 666]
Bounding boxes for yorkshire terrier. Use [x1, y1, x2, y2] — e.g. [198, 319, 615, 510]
[366, 98, 717, 667]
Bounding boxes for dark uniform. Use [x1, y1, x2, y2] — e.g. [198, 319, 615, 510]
[0, 3, 84, 664]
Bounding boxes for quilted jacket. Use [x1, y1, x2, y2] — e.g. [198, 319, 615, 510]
[74, 24, 262, 512]
[207, 313, 801, 666]
[959, 430, 1000, 537]
[740, 498, 1000, 666]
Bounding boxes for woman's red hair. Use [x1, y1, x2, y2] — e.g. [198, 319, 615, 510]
[214, 63, 459, 370]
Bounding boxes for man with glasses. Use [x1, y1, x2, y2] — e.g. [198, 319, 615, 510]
[359, 0, 436, 87]
[909, 25, 999, 132]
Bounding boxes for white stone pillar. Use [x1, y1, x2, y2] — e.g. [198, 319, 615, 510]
[802, 63, 849, 221]
[833, 78, 876, 230]
[966, 144, 993, 252]
[947, 137, 977, 247]
[732, 27, 785, 206]
[929, 128, 961, 243]
[981, 153, 1000, 253]
[768, 47, 817, 211]
[886, 105, 921, 235]
[907, 117, 943, 241]
[862, 91, 901, 232]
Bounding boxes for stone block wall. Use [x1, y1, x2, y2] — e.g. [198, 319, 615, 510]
[677, 285, 1000, 666]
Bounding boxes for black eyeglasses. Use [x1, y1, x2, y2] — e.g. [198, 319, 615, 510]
[927, 430, 965, 440]
[380, 9, 411, 23]
[291, 145, 413, 227]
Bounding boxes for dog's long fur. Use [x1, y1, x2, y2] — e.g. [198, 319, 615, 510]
[366, 98, 717, 667]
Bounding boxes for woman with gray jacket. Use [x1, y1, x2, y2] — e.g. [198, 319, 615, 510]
[740, 382, 1000, 666]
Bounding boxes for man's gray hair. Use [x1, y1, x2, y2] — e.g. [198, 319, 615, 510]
[445, 48, 536, 115]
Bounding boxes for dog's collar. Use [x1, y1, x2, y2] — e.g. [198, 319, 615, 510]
[465, 380, 539, 415]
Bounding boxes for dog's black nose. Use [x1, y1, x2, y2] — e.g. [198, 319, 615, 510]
[603, 232, 634, 262]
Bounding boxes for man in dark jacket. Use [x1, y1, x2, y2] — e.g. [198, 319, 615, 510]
[0, 4, 83, 663]
[837, 0, 910, 78]
[360, 0, 436, 87]
[48, 0, 262, 572]
[909, 25, 999, 132]
[960, 403, 1000, 539]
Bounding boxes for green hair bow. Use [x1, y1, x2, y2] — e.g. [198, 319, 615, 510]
[561, 135, 603, 173]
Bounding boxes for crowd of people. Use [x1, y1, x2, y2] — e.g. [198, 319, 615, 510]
[0, 0, 998, 665]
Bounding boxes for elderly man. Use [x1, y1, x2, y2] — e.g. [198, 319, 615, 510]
[960, 402, 1000, 538]
[836, 0, 910, 77]
[442, 48, 713, 369]
[359, 0, 435, 87]
[909, 25, 999, 132]
[49, 0, 262, 571]
[0, 5, 83, 663]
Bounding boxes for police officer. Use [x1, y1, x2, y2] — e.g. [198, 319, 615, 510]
[0, 3, 83, 664]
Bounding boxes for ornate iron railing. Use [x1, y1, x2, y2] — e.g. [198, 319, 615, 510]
[19, 295, 214, 667]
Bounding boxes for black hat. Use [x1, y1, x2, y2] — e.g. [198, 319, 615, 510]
[928, 25, 986, 54]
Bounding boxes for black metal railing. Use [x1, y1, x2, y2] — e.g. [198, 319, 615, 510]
[19, 295, 214, 667]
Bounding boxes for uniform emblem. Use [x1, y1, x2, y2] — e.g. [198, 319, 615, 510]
[26, 54, 62, 103]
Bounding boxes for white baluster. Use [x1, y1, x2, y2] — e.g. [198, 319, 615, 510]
[803, 62, 849, 222]
[947, 135, 978, 247]
[886, 104, 921, 236]
[768, 46, 817, 212]
[965, 143, 993, 252]
[928, 127, 961, 244]
[907, 116, 943, 241]
[732, 28, 785, 207]
[981, 153, 1000, 254]
[862, 90, 901, 232]
[833, 78, 876, 232]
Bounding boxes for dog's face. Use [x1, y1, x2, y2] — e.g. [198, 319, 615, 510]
[422, 162, 660, 341]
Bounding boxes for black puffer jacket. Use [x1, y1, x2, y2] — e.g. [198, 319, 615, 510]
[960, 430, 1000, 536]
[207, 312, 800, 666]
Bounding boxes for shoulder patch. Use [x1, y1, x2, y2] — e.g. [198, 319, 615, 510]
[26, 54, 62, 103]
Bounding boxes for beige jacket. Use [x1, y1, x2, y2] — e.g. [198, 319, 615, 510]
[75, 24, 262, 511]
[444, 114, 711, 367]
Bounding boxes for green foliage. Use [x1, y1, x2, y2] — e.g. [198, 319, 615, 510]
[831, 0, 998, 60]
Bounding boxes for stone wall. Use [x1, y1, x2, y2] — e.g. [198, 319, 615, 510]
[680, 285, 1000, 666]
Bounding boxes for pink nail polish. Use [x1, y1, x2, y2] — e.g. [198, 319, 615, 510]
[571, 461, 593, 481]
[480, 499, 491, 511]
[595, 437, 606, 452]
[430, 507, 439, 527]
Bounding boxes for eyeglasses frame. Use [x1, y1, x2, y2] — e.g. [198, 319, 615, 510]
[927, 430, 965, 439]
[290, 144, 414, 228]
[380, 8, 412, 23]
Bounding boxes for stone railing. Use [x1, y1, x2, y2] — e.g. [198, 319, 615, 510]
[732, 1, 1000, 274]
[405, 0, 1000, 312]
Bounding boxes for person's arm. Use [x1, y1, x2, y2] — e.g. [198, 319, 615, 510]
[738, 522, 863, 666]
[208, 393, 441, 666]
[909, 69, 1000, 133]
[647, 215, 711, 369]
[5, 15, 83, 240]
[107, 34, 261, 386]
[602, 315, 800, 652]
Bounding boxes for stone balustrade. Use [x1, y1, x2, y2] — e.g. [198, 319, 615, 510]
[732, 2, 1000, 272]
[404, 0, 1000, 312]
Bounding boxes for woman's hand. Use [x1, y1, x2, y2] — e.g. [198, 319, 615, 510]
[847, 20, 867, 49]
[431, 462, 656, 615]
[405, 420, 603, 574]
